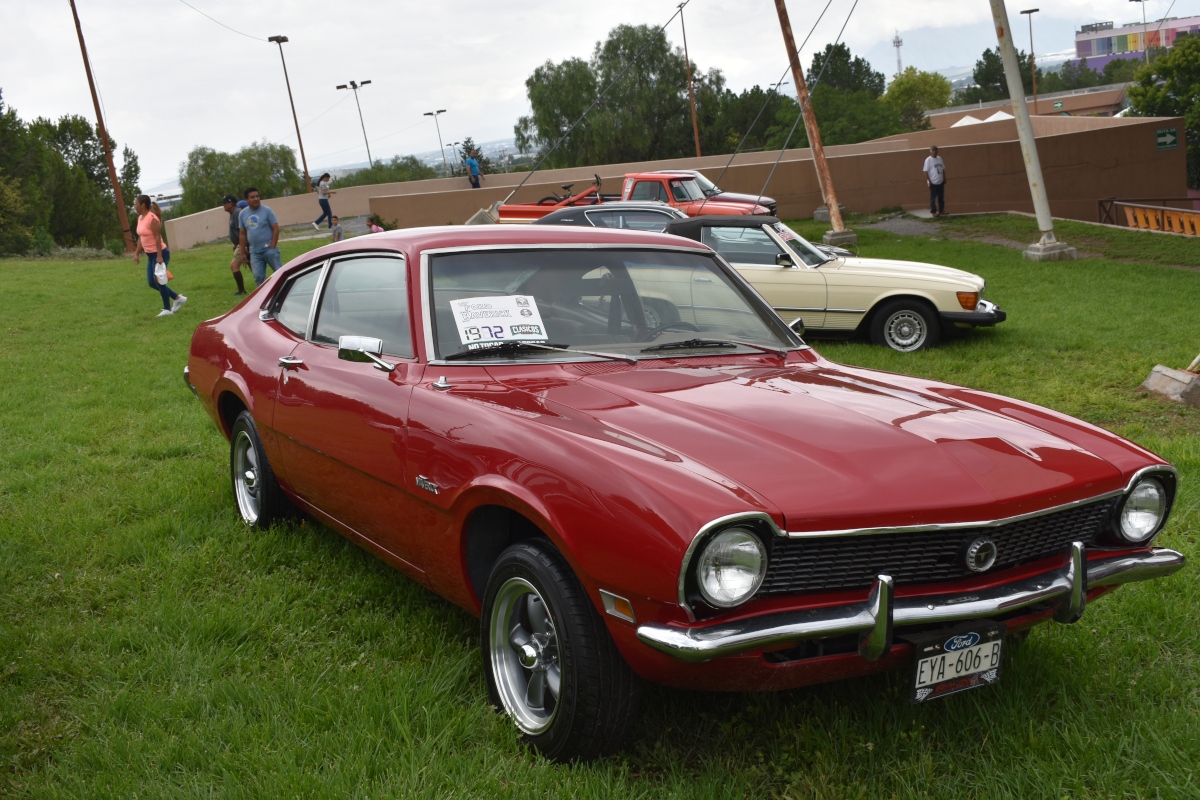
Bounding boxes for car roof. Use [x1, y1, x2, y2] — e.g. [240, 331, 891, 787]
[662, 215, 781, 242]
[533, 202, 685, 224]
[300, 223, 713, 257]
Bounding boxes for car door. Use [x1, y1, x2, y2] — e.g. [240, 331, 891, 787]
[272, 253, 426, 576]
[701, 225, 826, 328]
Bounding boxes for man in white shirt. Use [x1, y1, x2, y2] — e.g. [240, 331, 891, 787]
[923, 146, 946, 217]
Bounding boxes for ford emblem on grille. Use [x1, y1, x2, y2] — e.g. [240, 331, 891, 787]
[965, 537, 998, 572]
[945, 632, 981, 651]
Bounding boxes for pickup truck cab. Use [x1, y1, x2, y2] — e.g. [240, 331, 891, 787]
[622, 171, 770, 216]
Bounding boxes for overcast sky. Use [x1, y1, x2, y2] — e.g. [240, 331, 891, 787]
[4, 0, 1193, 191]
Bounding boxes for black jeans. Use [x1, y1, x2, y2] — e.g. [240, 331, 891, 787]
[929, 182, 945, 215]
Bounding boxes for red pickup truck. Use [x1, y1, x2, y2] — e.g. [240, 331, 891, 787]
[497, 171, 768, 222]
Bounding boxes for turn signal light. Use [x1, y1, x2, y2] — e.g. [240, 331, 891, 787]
[956, 292, 979, 310]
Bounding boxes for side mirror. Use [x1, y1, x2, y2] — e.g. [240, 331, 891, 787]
[338, 335, 395, 372]
[789, 317, 806, 337]
[775, 253, 795, 267]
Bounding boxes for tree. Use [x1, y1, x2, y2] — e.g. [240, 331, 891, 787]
[178, 141, 303, 216]
[1040, 58, 1101, 94]
[809, 43, 885, 97]
[955, 47, 1039, 105]
[1103, 57, 1142, 84]
[331, 155, 436, 189]
[119, 145, 140, 211]
[0, 170, 34, 255]
[1128, 34, 1200, 189]
[884, 67, 952, 131]
[695, 80, 797, 154]
[766, 85, 903, 149]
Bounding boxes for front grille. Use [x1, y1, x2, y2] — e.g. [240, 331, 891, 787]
[757, 498, 1117, 596]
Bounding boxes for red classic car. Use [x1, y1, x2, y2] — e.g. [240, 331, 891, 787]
[185, 225, 1184, 761]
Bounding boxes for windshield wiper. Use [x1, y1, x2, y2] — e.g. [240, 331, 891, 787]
[444, 341, 636, 363]
[640, 338, 788, 357]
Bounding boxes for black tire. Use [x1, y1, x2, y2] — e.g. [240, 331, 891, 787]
[641, 297, 681, 330]
[481, 540, 642, 761]
[229, 410, 291, 528]
[537, 196, 563, 205]
[869, 298, 941, 352]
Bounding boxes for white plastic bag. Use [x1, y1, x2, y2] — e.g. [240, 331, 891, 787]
[154, 262, 168, 285]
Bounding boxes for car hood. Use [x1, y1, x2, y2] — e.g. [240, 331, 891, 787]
[828, 257, 984, 290]
[710, 190, 776, 207]
[513, 361, 1123, 531]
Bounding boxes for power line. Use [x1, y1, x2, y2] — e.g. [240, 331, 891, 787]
[175, 0, 266, 42]
[273, 92, 353, 142]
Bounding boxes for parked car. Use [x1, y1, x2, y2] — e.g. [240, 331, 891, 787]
[186, 225, 1183, 761]
[650, 168, 777, 216]
[665, 215, 1007, 352]
[532, 201, 687, 231]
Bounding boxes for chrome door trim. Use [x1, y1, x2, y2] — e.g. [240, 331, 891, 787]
[304, 259, 332, 342]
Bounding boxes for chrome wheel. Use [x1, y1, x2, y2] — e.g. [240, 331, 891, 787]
[232, 429, 260, 525]
[883, 309, 927, 352]
[488, 577, 561, 735]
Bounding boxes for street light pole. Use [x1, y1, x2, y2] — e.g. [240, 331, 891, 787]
[1021, 9, 1039, 116]
[68, 0, 134, 251]
[423, 110, 449, 176]
[337, 80, 374, 168]
[1130, 0, 1149, 63]
[678, 3, 701, 158]
[268, 35, 312, 193]
[988, 0, 1075, 260]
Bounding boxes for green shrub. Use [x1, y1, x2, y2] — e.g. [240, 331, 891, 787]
[31, 229, 54, 256]
[104, 238, 125, 256]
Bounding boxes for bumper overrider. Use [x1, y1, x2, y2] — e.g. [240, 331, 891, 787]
[636, 543, 1184, 663]
[940, 298, 1006, 328]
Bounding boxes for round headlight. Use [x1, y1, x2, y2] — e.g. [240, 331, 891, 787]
[1119, 479, 1167, 543]
[695, 527, 767, 608]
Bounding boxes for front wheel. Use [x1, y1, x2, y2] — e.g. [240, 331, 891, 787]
[481, 540, 641, 761]
[870, 299, 940, 352]
[229, 410, 291, 528]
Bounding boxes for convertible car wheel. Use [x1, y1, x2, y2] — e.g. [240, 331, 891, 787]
[481, 540, 641, 761]
[229, 410, 290, 528]
[871, 299, 941, 352]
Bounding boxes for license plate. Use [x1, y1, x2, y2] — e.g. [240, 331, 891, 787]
[909, 622, 1005, 703]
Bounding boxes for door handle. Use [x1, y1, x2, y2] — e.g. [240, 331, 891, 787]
[278, 356, 304, 368]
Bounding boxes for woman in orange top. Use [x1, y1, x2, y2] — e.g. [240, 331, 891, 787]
[133, 194, 186, 317]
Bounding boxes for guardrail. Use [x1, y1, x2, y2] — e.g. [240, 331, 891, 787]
[1098, 197, 1199, 235]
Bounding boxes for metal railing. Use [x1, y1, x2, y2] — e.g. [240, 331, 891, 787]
[1098, 196, 1200, 235]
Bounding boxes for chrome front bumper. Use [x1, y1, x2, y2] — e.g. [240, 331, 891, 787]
[636, 544, 1185, 664]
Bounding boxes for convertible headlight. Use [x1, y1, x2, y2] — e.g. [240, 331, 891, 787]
[696, 527, 767, 608]
[1118, 479, 1167, 543]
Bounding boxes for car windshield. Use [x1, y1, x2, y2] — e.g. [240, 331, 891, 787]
[772, 222, 832, 267]
[428, 248, 797, 361]
[691, 172, 720, 196]
[668, 179, 705, 202]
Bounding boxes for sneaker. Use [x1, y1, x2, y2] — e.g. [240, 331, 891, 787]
[172, 295, 188, 312]
[232, 289, 246, 296]
[157, 309, 173, 317]
[312, 222, 320, 230]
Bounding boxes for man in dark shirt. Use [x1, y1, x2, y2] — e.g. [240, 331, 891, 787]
[223, 194, 248, 295]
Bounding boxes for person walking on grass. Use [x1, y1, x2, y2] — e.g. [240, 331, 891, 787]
[239, 187, 281, 287]
[923, 145, 946, 217]
[330, 215, 344, 242]
[312, 173, 336, 229]
[222, 194, 248, 295]
[465, 150, 482, 189]
[133, 194, 186, 317]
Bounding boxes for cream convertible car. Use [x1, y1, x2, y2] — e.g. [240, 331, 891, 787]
[664, 216, 1006, 352]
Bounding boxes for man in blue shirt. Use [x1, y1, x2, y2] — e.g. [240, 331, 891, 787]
[465, 150, 481, 189]
[238, 187, 282, 286]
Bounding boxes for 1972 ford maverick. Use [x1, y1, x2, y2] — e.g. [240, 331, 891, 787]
[186, 225, 1183, 760]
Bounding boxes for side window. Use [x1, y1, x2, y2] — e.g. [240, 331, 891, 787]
[701, 226, 785, 265]
[617, 211, 674, 232]
[629, 181, 664, 201]
[274, 267, 323, 337]
[669, 180, 691, 203]
[584, 210, 616, 228]
[312, 256, 411, 357]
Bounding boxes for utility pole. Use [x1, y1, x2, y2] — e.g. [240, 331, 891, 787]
[68, 0, 133, 252]
[424, 110, 449, 177]
[893, 31, 903, 76]
[772, 0, 855, 246]
[269, 36, 312, 193]
[1021, 9, 1039, 115]
[337, 80, 374, 168]
[988, 0, 1076, 260]
[679, 3, 701, 158]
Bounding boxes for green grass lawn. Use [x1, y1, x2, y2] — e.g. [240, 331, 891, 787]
[2, 225, 1199, 798]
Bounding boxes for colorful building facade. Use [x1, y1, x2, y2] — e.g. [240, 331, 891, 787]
[1075, 17, 1200, 68]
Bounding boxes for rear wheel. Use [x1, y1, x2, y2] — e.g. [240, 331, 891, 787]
[229, 410, 291, 528]
[481, 540, 641, 761]
[870, 299, 940, 352]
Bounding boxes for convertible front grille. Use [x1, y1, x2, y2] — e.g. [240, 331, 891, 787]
[757, 498, 1118, 596]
